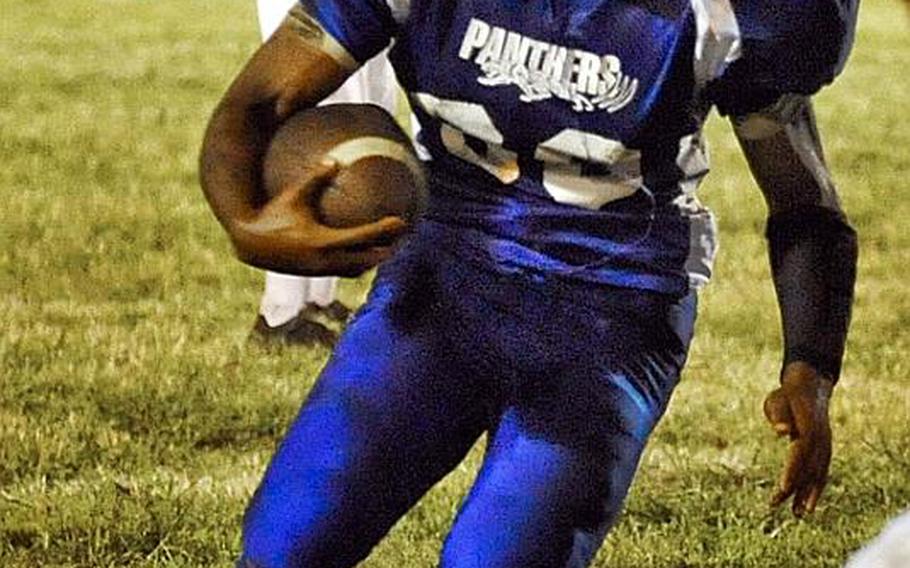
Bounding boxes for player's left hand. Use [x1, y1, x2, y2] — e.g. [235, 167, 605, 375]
[763, 361, 834, 517]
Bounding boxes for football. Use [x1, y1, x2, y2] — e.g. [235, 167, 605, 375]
[262, 103, 427, 228]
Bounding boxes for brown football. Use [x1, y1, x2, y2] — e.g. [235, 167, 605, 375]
[262, 103, 427, 228]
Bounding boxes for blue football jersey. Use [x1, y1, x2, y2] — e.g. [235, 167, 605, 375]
[298, 0, 856, 294]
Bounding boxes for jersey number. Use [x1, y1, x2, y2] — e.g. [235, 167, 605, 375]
[414, 92, 642, 209]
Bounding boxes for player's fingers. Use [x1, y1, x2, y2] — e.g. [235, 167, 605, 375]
[764, 389, 795, 437]
[771, 466, 796, 508]
[299, 159, 342, 197]
[770, 485, 793, 509]
[803, 481, 826, 515]
[771, 439, 809, 508]
[777, 424, 794, 438]
[782, 425, 831, 516]
[803, 434, 831, 515]
[274, 159, 341, 206]
[793, 459, 826, 516]
[322, 216, 409, 249]
[792, 482, 814, 517]
[263, 184, 316, 223]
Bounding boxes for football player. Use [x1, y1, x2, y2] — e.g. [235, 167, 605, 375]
[200, 0, 859, 565]
[251, 0, 399, 346]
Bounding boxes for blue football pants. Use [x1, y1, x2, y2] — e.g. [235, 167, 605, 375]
[239, 230, 697, 568]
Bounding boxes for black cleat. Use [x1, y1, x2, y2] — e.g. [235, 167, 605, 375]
[249, 311, 338, 347]
[318, 300, 353, 324]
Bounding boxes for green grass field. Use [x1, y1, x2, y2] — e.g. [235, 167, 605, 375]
[1, 1, 908, 566]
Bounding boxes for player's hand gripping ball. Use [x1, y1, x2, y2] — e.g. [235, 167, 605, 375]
[262, 103, 427, 229]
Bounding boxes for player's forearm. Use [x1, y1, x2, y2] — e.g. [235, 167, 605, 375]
[199, 95, 276, 234]
[735, 99, 857, 383]
[767, 206, 857, 382]
[199, 25, 350, 244]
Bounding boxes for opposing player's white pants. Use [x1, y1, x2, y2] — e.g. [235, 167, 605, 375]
[256, 0, 398, 326]
[256, 0, 294, 40]
[845, 510, 910, 568]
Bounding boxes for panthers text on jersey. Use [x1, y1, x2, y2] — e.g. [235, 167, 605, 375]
[295, 0, 856, 295]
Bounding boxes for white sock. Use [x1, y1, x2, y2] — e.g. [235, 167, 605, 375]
[259, 273, 340, 327]
[259, 272, 309, 327]
[303, 277, 339, 308]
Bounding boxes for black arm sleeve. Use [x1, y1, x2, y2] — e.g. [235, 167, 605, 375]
[766, 206, 857, 383]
